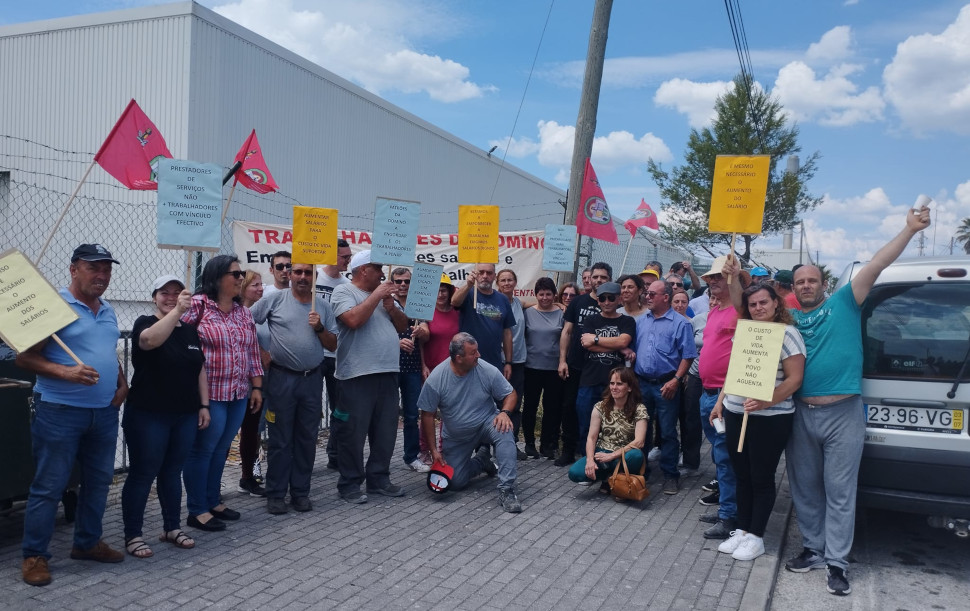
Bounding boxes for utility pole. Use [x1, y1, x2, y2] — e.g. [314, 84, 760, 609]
[563, 0, 613, 283]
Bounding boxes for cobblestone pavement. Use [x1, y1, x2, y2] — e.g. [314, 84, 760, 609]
[1, 435, 784, 610]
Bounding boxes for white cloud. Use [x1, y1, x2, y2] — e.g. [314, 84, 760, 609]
[883, 4, 970, 134]
[213, 0, 493, 103]
[772, 61, 884, 126]
[654, 79, 733, 128]
[806, 26, 854, 63]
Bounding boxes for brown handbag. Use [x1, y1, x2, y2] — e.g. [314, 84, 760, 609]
[607, 448, 649, 502]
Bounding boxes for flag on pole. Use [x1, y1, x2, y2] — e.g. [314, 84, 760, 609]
[233, 130, 279, 193]
[575, 158, 619, 245]
[94, 99, 172, 190]
[624, 198, 660, 235]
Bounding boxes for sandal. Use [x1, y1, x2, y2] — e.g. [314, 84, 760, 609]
[125, 537, 154, 558]
[159, 530, 195, 549]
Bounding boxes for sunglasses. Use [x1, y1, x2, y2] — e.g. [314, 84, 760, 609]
[290, 269, 313, 277]
[597, 294, 618, 303]
[644, 291, 661, 298]
[226, 270, 245, 280]
[274, 263, 292, 271]
[394, 279, 411, 285]
[668, 281, 684, 287]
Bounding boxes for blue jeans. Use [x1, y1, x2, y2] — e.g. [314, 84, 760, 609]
[639, 378, 682, 480]
[183, 398, 247, 516]
[576, 384, 605, 449]
[121, 409, 198, 538]
[399, 371, 422, 464]
[567, 447, 646, 482]
[23, 397, 119, 559]
[700, 391, 737, 520]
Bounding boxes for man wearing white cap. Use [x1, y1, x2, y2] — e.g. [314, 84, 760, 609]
[330, 250, 409, 503]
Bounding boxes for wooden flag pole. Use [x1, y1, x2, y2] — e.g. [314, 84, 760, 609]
[738, 411, 749, 452]
[473, 283, 478, 310]
[726, 233, 737, 285]
[619, 228, 639, 275]
[36, 159, 98, 265]
[185, 250, 194, 288]
[51, 333, 85, 367]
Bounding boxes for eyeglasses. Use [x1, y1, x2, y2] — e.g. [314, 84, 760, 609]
[226, 270, 245, 279]
[394, 279, 411, 285]
[597, 294, 618, 303]
[644, 291, 661, 298]
[274, 263, 292, 271]
[290, 269, 313, 277]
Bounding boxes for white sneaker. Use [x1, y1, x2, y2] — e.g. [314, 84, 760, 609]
[732, 534, 765, 561]
[717, 529, 748, 554]
[407, 458, 431, 473]
[647, 447, 661, 462]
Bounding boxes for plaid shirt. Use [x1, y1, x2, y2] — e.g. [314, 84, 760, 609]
[182, 295, 264, 401]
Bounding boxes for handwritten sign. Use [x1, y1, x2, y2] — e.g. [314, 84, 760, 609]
[0, 249, 78, 352]
[157, 159, 223, 251]
[723, 320, 787, 402]
[708, 155, 771, 235]
[457, 205, 499, 263]
[404, 262, 443, 321]
[292, 207, 338, 265]
[542, 224, 577, 271]
[372, 197, 420, 266]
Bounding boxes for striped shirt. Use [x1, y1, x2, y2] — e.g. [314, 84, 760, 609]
[724, 324, 805, 416]
[182, 295, 264, 401]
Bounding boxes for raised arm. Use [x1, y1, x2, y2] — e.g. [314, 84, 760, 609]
[851, 205, 930, 305]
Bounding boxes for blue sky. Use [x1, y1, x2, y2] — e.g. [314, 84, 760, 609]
[6, 0, 970, 273]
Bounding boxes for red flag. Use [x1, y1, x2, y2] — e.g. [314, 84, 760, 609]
[575, 158, 619, 245]
[624, 198, 660, 235]
[94, 99, 172, 190]
[233, 130, 279, 194]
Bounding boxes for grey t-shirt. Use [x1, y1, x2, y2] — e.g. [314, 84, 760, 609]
[249, 289, 337, 371]
[314, 272, 349, 358]
[418, 360, 514, 444]
[509, 297, 527, 364]
[524, 307, 564, 370]
[331, 283, 400, 380]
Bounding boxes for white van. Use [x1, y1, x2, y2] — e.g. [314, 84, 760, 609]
[839, 256, 970, 536]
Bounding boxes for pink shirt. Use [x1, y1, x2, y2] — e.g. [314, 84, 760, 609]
[423, 308, 460, 370]
[698, 304, 738, 388]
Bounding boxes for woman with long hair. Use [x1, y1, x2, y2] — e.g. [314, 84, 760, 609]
[416, 274, 459, 463]
[567, 367, 648, 495]
[557, 282, 577, 309]
[236, 270, 269, 496]
[181, 255, 264, 532]
[710, 281, 805, 561]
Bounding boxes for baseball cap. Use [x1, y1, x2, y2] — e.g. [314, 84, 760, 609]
[701, 256, 728, 278]
[151, 275, 185, 295]
[597, 282, 621, 296]
[774, 270, 793, 284]
[750, 266, 770, 277]
[427, 461, 454, 493]
[440, 273, 453, 286]
[71, 243, 120, 264]
[638, 268, 661, 279]
[349, 250, 372, 272]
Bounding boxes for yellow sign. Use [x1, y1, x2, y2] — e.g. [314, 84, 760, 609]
[291, 206, 338, 265]
[457, 205, 500, 263]
[0, 249, 79, 352]
[708, 155, 771, 235]
[723, 320, 787, 403]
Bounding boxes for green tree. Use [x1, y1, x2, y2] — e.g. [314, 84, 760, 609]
[647, 74, 822, 262]
[955, 217, 970, 254]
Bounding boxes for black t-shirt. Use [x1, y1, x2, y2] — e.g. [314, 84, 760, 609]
[127, 314, 205, 413]
[579, 313, 636, 387]
[563, 294, 601, 370]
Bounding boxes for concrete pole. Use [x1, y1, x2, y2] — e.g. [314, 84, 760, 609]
[563, 0, 614, 282]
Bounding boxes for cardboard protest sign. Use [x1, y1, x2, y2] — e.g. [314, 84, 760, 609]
[292, 207, 338, 265]
[723, 320, 787, 402]
[0, 249, 78, 352]
[157, 160, 223, 251]
[404, 262, 444, 321]
[457, 205, 499, 263]
[542, 224, 577, 271]
[372, 197, 420, 266]
[708, 155, 771, 235]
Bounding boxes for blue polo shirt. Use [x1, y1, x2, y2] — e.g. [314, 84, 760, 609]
[33, 288, 120, 408]
[633, 307, 697, 378]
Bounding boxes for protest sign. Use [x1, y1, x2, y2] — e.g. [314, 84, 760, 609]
[0, 249, 78, 353]
[542, 224, 577, 272]
[157, 159, 223, 251]
[232, 222, 546, 298]
[723, 320, 786, 402]
[291, 207, 338, 265]
[372, 197, 420, 266]
[708, 155, 771, 235]
[404, 263, 444, 321]
[457, 206, 500, 263]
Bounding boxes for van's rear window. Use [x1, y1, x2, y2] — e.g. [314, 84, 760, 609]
[862, 282, 970, 379]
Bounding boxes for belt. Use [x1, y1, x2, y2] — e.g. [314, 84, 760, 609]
[639, 371, 676, 385]
[703, 386, 722, 396]
[271, 362, 322, 377]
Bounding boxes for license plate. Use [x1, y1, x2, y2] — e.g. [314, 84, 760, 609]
[866, 405, 964, 434]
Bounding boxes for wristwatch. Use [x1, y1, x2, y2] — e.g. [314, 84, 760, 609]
[501, 409, 514, 416]
[594, 335, 600, 345]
